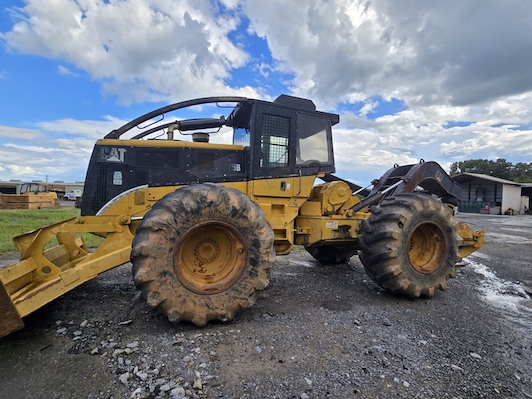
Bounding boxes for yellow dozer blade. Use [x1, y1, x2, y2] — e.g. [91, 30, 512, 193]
[0, 215, 136, 338]
[457, 221, 485, 259]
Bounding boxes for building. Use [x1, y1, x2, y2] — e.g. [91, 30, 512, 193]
[0, 179, 85, 198]
[452, 173, 529, 215]
[522, 183, 532, 214]
[522, 183, 532, 199]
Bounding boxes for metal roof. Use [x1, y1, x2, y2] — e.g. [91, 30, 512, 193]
[452, 173, 523, 186]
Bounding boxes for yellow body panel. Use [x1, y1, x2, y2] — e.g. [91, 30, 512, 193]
[1, 216, 136, 316]
[0, 95, 486, 338]
[457, 222, 485, 258]
[95, 176, 317, 254]
[0, 175, 484, 338]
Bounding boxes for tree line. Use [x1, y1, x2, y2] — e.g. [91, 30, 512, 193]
[449, 159, 532, 183]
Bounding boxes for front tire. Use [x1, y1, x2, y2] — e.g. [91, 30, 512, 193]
[131, 183, 275, 326]
[359, 193, 459, 297]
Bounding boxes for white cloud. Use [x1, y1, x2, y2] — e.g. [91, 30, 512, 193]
[1, 0, 532, 184]
[37, 116, 126, 139]
[218, 0, 241, 9]
[440, 126, 532, 159]
[0, 140, 92, 182]
[0, 116, 128, 182]
[358, 100, 378, 117]
[8, 164, 36, 176]
[57, 65, 77, 76]
[0, 126, 43, 140]
[3, 0, 259, 103]
[330, 95, 532, 182]
[6, 0, 532, 109]
[244, 0, 532, 107]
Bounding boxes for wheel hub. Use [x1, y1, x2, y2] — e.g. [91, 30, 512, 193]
[174, 221, 247, 294]
[408, 222, 447, 274]
[194, 239, 220, 270]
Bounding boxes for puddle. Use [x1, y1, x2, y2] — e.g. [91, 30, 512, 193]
[289, 260, 315, 268]
[465, 259, 532, 330]
[500, 227, 530, 234]
[487, 216, 532, 228]
[484, 233, 532, 245]
[470, 251, 490, 260]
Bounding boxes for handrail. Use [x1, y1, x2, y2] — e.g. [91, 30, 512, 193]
[104, 96, 248, 139]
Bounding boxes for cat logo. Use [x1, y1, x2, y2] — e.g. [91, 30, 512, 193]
[100, 147, 127, 163]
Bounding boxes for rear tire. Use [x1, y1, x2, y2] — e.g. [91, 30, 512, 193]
[359, 193, 459, 297]
[131, 183, 275, 326]
[305, 245, 357, 264]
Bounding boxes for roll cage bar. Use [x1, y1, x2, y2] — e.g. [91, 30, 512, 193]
[104, 96, 249, 140]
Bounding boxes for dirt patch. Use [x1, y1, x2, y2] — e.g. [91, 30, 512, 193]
[0, 215, 531, 399]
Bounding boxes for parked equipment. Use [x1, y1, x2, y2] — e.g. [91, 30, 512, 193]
[0, 95, 484, 337]
[0, 183, 58, 210]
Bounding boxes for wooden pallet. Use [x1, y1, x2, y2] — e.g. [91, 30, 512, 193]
[0, 193, 58, 209]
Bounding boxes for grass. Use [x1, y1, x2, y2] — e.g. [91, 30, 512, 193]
[0, 208, 103, 254]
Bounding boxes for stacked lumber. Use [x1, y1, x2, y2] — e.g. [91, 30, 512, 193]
[0, 192, 58, 209]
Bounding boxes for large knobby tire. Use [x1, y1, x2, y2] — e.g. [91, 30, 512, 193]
[305, 245, 358, 264]
[130, 183, 275, 326]
[359, 193, 460, 298]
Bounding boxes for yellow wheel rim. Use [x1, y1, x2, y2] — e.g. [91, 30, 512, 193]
[174, 221, 247, 294]
[408, 222, 447, 274]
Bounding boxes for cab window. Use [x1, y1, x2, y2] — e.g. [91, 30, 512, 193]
[296, 114, 333, 166]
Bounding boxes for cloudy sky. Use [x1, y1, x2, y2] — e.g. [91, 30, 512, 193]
[1, 0, 531, 186]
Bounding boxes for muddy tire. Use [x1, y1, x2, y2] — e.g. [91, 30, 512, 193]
[305, 245, 358, 264]
[358, 193, 459, 298]
[131, 183, 275, 326]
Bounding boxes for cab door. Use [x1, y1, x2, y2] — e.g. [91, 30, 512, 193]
[251, 104, 297, 198]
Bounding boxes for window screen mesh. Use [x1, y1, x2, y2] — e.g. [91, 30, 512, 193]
[261, 114, 290, 167]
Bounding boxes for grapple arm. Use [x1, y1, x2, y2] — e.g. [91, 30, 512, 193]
[351, 161, 463, 213]
[347, 161, 484, 257]
[0, 216, 135, 338]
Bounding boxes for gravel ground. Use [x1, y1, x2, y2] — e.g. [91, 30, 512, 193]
[0, 213, 531, 399]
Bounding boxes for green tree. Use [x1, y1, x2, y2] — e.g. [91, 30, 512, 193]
[450, 159, 491, 176]
[450, 159, 532, 182]
[510, 162, 532, 183]
[490, 158, 512, 179]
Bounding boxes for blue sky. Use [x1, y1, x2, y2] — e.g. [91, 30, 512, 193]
[1, 0, 531, 186]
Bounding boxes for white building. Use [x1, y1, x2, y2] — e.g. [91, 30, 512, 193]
[452, 173, 529, 215]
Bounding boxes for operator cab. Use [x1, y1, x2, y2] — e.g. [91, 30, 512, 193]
[229, 94, 337, 179]
[81, 95, 339, 215]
